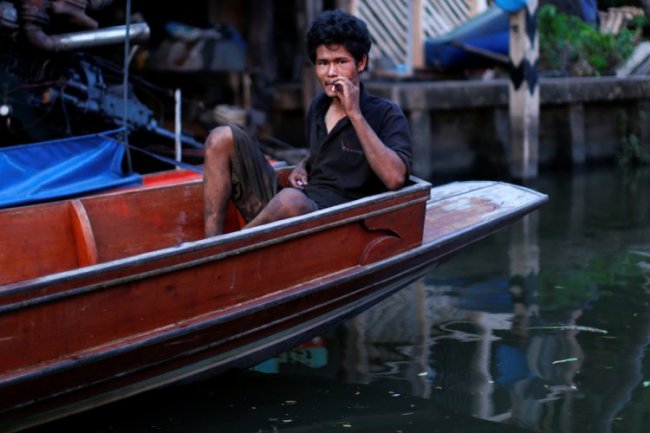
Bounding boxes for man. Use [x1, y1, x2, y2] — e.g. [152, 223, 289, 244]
[203, 10, 412, 237]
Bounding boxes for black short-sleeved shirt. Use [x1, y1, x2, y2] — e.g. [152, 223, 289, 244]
[303, 85, 412, 209]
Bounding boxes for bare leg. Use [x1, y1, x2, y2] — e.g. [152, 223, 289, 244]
[203, 126, 235, 237]
[244, 188, 318, 229]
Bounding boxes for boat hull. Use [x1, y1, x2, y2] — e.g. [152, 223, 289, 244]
[0, 178, 547, 432]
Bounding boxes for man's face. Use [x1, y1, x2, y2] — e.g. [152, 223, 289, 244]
[314, 44, 367, 98]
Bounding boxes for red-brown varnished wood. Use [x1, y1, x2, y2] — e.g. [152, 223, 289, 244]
[0, 182, 429, 380]
[68, 200, 98, 267]
[276, 166, 293, 187]
[0, 184, 430, 307]
[80, 182, 205, 263]
[0, 202, 77, 285]
[359, 202, 426, 264]
[141, 169, 202, 188]
[0, 177, 549, 433]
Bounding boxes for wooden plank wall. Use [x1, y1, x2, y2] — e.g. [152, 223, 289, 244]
[350, 0, 412, 73]
[347, 0, 487, 74]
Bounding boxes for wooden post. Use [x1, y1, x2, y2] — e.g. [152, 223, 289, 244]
[300, 0, 323, 116]
[508, 0, 539, 180]
[339, 0, 355, 13]
[638, 99, 650, 156]
[470, 0, 489, 16]
[409, 109, 432, 179]
[568, 103, 586, 165]
[411, 0, 424, 71]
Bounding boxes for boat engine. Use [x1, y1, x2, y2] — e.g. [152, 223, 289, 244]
[0, 0, 201, 148]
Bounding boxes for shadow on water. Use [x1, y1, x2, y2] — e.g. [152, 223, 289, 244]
[23, 166, 650, 433]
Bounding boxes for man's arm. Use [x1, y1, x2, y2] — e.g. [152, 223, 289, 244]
[332, 78, 408, 190]
[347, 112, 408, 190]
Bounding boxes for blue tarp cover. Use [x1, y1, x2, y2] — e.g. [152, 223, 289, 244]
[0, 132, 142, 208]
[424, 6, 509, 71]
[494, 0, 528, 12]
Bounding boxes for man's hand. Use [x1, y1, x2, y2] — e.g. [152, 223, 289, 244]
[331, 77, 361, 118]
[288, 164, 309, 189]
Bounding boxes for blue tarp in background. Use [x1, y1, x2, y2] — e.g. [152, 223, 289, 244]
[425, 5, 510, 71]
[425, 0, 598, 72]
[0, 132, 142, 208]
[493, 0, 528, 12]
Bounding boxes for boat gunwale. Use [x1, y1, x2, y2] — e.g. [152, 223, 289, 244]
[427, 180, 549, 201]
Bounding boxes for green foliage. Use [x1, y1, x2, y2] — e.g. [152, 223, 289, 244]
[538, 250, 648, 311]
[538, 4, 647, 76]
[617, 134, 650, 166]
[615, 111, 650, 166]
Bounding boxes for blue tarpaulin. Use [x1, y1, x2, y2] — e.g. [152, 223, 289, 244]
[424, 5, 510, 71]
[0, 131, 142, 208]
[493, 0, 528, 12]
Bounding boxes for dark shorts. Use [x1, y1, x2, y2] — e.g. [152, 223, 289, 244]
[229, 125, 279, 222]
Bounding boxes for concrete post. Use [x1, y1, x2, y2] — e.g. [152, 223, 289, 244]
[568, 103, 586, 165]
[409, 110, 433, 179]
[508, 0, 539, 180]
[638, 99, 650, 156]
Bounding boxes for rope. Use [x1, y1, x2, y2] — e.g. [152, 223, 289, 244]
[127, 145, 205, 175]
[101, 128, 204, 174]
[121, 0, 134, 173]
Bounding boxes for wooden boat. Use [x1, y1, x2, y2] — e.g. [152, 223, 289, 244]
[0, 168, 547, 432]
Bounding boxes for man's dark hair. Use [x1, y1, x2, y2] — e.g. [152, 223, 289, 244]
[305, 10, 372, 70]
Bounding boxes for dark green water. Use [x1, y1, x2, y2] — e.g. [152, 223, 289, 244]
[26, 167, 650, 433]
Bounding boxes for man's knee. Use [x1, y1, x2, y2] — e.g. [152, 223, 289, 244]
[278, 188, 318, 216]
[205, 126, 234, 159]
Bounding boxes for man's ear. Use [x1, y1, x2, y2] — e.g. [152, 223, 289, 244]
[357, 54, 368, 72]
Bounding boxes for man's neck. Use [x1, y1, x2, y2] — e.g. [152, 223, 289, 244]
[329, 97, 344, 110]
[325, 100, 346, 133]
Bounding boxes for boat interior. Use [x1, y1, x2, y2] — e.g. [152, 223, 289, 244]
[0, 168, 431, 286]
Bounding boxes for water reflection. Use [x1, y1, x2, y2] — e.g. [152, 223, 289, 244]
[257, 167, 649, 433]
[321, 167, 650, 433]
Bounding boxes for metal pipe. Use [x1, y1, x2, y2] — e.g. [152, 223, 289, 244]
[121, 0, 133, 174]
[174, 88, 182, 167]
[53, 22, 150, 50]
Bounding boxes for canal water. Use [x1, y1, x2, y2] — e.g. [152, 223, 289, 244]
[26, 166, 650, 433]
